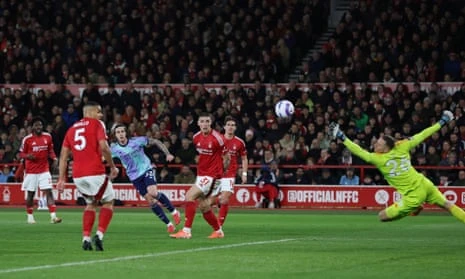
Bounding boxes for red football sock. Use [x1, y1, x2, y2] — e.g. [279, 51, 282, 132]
[218, 204, 229, 226]
[26, 207, 33, 215]
[83, 210, 96, 237]
[184, 201, 196, 229]
[203, 210, 220, 231]
[97, 207, 113, 234]
[48, 204, 56, 213]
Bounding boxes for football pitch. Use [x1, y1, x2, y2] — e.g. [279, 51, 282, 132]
[0, 208, 463, 279]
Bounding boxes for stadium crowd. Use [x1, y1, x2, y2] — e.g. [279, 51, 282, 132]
[0, 0, 464, 186]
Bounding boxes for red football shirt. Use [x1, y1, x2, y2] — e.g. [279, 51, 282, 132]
[19, 132, 57, 174]
[193, 130, 225, 179]
[223, 136, 247, 178]
[62, 118, 107, 178]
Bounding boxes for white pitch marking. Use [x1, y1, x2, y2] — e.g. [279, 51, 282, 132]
[0, 238, 298, 274]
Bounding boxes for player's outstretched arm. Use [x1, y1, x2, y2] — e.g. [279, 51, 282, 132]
[148, 138, 174, 161]
[328, 122, 373, 163]
[407, 110, 455, 149]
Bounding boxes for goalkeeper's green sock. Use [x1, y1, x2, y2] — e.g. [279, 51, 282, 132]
[450, 205, 465, 223]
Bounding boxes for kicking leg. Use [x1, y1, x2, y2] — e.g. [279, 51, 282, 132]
[144, 193, 175, 232]
[147, 185, 180, 225]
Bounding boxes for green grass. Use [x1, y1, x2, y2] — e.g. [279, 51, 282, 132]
[0, 208, 463, 279]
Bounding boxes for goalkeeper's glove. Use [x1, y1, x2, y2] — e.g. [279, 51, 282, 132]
[439, 110, 454, 127]
[328, 122, 346, 141]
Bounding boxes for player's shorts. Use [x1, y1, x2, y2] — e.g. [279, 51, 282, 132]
[194, 175, 220, 197]
[386, 177, 447, 219]
[21, 172, 53, 192]
[132, 169, 157, 196]
[212, 177, 235, 197]
[73, 175, 115, 204]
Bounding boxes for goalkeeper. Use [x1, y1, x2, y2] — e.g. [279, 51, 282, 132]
[328, 110, 465, 222]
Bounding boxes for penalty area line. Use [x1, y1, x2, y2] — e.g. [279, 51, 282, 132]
[0, 238, 299, 274]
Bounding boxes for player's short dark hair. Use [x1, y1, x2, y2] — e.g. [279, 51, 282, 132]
[224, 116, 237, 125]
[32, 116, 45, 126]
[85, 101, 100, 108]
[198, 112, 212, 118]
[383, 135, 396, 150]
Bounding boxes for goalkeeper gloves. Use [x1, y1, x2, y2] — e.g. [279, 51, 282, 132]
[328, 122, 346, 141]
[439, 110, 454, 127]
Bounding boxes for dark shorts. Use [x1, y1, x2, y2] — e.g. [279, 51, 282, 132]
[132, 169, 157, 196]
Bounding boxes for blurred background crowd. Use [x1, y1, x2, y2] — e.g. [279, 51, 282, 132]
[0, 0, 464, 186]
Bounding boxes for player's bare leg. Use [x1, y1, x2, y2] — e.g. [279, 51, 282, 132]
[93, 201, 114, 251]
[198, 198, 224, 239]
[26, 191, 36, 224]
[44, 189, 61, 224]
[82, 201, 97, 251]
[147, 185, 180, 229]
[144, 192, 176, 233]
[170, 186, 203, 239]
[442, 201, 465, 223]
[218, 191, 232, 226]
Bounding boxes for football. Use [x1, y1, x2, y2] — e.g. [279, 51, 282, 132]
[274, 100, 295, 118]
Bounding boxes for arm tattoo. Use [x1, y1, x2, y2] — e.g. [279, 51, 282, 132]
[149, 138, 170, 156]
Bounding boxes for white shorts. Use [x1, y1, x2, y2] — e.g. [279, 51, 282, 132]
[73, 175, 115, 204]
[212, 177, 235, 197]
[194, 176, 220, 196]
[21, 172, 53, 192]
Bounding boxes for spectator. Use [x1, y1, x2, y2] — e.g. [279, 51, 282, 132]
[425, 145, 441, 166]
[452, 170, 465, 186]
[62, 104, 80, 128]
[438, 152, 462, 183]
[1, 143, 15, 163]
[317, 148, 339, 175]
[0, 165, 14, 182]
[361, 174, 376, 185]
[174, 138, 196, 165]
[82, 83, 103, 106]
[279, 148, 299, 184]
[173, 165, 196, 184]
[316, 168, 338, 185]
[339, 148, 353, 165]
[157, 167, 175, 184]
[278, 132, 295, 151]
[438, 175, 451, 187]
[287, 167, 311, 185]
[339, 167, 360, 186]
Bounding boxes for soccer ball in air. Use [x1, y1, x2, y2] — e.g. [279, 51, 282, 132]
[274, 100, 295, 118]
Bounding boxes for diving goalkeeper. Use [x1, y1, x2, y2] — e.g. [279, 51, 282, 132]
[328, 110, 465, 222]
